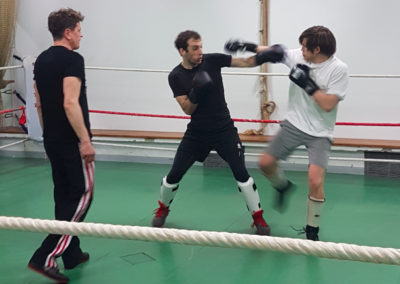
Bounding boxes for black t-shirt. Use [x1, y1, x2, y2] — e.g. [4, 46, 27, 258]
[34, 46, 91, 143]
[168, 53, 232, 130]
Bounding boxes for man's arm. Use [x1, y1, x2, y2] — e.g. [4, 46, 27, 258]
[230, 56, 257, 68]
[228, 43, 285, 68]
[175, 95, 198, 115]
[289, 64, 340, 112]
[63, 76, 95, 162]
[313, 91, 340, 112]
[33, 81, 43, 129]
[173, 71, 212, 115]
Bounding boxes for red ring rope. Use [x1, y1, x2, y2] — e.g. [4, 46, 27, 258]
[1, 108, 399, 127]
[89, 109, 400, 127]
[0, 106, 25, 115]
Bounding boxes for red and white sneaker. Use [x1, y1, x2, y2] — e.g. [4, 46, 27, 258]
[152, 201, 170, 227]
[252, 209, 271, 235]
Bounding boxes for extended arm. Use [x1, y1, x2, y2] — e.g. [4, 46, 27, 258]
[63, 76, 95, 162]
[226, 39, 285, 67]
[230, 56, 257, 68]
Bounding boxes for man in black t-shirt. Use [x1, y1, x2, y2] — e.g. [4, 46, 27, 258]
[28, 8, 95, 283]
[151, 30, 285, 235]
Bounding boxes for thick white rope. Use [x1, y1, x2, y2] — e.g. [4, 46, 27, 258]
[0, 65, 23, 71]
[1, 139, 396, 163]
[0, 216, 399, 265]
[1, 65, 400, 78]
[1, 64, 399, 78]
[0, 138, 28, 150]
[85, 66, 400, 78]
[92, 141, 400, 163]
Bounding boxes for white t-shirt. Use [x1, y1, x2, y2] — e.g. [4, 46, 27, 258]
[282, 48, 349, 140]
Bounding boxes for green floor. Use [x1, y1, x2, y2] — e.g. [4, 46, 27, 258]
[0, 157, 400, 283]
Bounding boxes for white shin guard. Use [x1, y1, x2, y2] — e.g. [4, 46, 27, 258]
[160, 176, 179, 206]
[307, 196, 325, 227]
[237, 177, 261, 213]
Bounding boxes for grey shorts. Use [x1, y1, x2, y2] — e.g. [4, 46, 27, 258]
[266, 120, 332, 169]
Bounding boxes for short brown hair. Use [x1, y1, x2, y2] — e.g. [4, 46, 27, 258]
[48, 8, 84, 40]
[174, 30, 201, 51]
[299, 26, 336, 57]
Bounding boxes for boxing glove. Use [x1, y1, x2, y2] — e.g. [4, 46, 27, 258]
[255, 44, 285, 65]
[224, 39, 258, 53]
[289, 64, 319, 96]
[188, 71, 212, 104]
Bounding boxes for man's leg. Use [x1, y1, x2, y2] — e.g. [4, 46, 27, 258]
[259, 121, 304, 213]
[29, 142, 94, 281]
[152, 136, 201, 227]
[304, 164, 326, 241]
[215, 128, 270, 235]
[304, 136, 331, 241]
[60, 153, 94, 268]
[259, 152, 288, 189]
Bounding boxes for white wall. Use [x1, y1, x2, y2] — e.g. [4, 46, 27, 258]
[14, 0, 400, 140]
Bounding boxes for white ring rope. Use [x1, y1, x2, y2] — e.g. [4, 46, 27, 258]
[85, 66, 400, 79]
[0, 216, 399, 265]
[93, 141, 177, 152]
[92, 141, 400, 164]
[0, 65, 23, 71]
[1, 64, 400, 78]
[86, 66, 170, 73]
[1, 140, 395, 163]
[0, 138, 28, 150]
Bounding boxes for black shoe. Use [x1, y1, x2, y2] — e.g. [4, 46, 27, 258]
[292, 225, 319, 241]
[64, 252, 90, 270]
[305, 225, 319, 241]
[273, 180, 295, 213]
[28, 261, 69, 283]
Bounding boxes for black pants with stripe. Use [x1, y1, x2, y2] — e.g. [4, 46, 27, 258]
[29, 141, 94, 269]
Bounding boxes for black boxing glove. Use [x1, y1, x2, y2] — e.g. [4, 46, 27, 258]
[255, 44, 285, 65]
[224, 39, 258, 53]
[188, 71, 212, 104]
[289, 64, 319, 96]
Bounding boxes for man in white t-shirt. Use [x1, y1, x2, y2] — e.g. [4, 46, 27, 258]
[225, 26, 349, 241]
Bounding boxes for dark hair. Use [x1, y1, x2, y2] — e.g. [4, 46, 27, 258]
[48, 8, 84, 40]
[174, 30, 201, 51]
[299, 26, 336, 57]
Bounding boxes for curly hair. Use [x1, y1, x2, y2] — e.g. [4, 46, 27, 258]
[174, 30, 201, 51]
[48, 8, 84, 40]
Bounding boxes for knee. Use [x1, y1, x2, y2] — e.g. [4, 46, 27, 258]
[228, 160, 249, 183]
[233, 170, 250, 183]
[258, 154, 275, 175]
[308, 175, 323, 191]
[166, 173, 182, 184]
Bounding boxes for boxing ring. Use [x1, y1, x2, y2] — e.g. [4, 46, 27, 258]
[1, 63, 400, 283]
